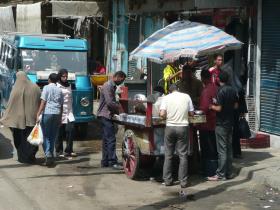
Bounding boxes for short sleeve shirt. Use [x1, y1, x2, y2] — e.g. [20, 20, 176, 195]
[41, 83, 63, 115]
[216, 85, 238, 127]
[160, 91, 194, 126]
[57, 83, 75, 123]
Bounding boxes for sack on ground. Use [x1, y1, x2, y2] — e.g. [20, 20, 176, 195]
[27, 124, 43, 146]
[239, 117, 251, 139]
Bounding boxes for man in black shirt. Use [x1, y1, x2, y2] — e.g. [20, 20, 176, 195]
[207, 71, 238, 181]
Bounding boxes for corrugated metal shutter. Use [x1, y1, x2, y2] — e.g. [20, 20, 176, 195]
[260, 0, 280, 135]
[127, 18, 140, 79]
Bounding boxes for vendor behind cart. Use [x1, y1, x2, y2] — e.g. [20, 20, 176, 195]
[159, 84, 194, 190]
[178, 63, 203, 108]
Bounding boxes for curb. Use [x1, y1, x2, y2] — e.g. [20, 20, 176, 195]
[236, 153, 280, 190]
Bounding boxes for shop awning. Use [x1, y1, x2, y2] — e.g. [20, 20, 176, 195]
[0, 6, 16, 33]
[17, 3, 42, 33]
[51, 1, 108, 18]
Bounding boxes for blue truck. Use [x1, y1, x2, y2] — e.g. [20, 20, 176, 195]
[0, 33, 94, 136]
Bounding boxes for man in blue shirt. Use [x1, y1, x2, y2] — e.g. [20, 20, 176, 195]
[37, 73, 63, 166]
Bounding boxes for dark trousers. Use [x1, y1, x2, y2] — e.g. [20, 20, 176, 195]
[215, 125, 233, 178]
[163, 126, 188, 187]
[100, 117, 118, 167]
[199, 130, 218, 160]
[232, 111, 242, 156]
[55, 122, 74, 154]
[11, 127, 38, 163]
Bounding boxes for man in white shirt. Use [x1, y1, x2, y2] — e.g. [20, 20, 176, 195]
[160, 84, 194, 189]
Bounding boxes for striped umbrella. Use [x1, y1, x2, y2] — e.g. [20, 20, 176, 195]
[129, 20, 242, 64]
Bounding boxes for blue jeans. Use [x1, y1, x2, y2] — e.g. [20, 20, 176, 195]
[41, 114, 61, 158]
[100, 117, 118, 167]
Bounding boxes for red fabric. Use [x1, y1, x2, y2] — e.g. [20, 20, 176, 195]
[199, 82, 218, 131]
[209, 67, 221, 86]
[96, 66, 106, 74]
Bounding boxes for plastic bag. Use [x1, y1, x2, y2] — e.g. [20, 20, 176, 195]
[27, 124, 43, 146]
[239, 117, 251, 139]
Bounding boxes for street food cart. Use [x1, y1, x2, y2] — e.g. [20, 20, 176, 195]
[114, 20, 242, 179]
[113, 87, 206, 179]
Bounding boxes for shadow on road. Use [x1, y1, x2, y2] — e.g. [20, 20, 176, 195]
[76, 120, 102, 141]
[0, 132, 13, 160]
[26, 169, 124, 179]
[134, 150, 274, 210]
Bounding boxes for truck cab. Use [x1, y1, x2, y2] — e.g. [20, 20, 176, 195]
[0, 34, 94, 134]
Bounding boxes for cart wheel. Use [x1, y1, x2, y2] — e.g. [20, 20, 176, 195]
[122, 130, 141, 179]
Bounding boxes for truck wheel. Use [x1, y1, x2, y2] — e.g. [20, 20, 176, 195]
[122, 130, 141, 179]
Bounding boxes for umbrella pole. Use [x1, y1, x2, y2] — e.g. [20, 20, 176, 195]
[147, 60, 153, 96]
[150, 62, 153, 95]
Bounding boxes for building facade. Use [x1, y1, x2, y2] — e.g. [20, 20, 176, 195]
[108, 0, 280, 144]
[256, 0, 280, 145]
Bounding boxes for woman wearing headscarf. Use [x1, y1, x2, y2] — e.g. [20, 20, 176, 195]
[55, 69, 76, 157]
[0, 71, 41, 163]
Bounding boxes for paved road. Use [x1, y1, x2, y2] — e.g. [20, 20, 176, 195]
[0, 125, 280, 210]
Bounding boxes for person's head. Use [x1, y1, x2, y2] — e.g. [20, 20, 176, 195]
[153, 86, 165, 95]
[48, 73, 58, 84]
[187, 59, 197, 68]
[16, 71, 28, 81]
[182, 64, 193, 79]
[169, 83, 178, 93]
[113, 71, 126, 85]
[214, 54, 223, 68]
[200, 69, 211, 84]
[219, 70, 229, 86]
[57, 68, 68, 84]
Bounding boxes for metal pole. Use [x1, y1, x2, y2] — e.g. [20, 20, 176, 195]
[255, 0, 262, 131]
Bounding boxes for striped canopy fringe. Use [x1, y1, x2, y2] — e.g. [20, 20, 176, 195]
[129, 20, 243, 64]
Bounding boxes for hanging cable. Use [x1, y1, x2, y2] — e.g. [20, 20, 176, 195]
[58, 19, 74, 30]
[92, 17, 113, 32]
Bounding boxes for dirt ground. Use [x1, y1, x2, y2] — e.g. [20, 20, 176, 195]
[0, 122, 280, 210]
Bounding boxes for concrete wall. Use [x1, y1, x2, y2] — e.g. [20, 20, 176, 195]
[270, 135, 280, 149]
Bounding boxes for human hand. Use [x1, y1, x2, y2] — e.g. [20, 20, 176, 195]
[36, 115, 41, 124]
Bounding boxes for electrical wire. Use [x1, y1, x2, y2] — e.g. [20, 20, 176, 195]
[58, 19, 74, 30]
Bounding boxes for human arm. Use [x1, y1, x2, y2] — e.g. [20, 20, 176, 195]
[209, 88, 223, 112]
[36, 86, 47, 123]
[159, 97, 167, 119]
[209, 104, 222, 112]
[103, 85, 121, 114]
[36, 99, 46, 123]
[159, 109, 167, 119]
[164, 70, 182, 82]
[163, 66, 182, 82]
[188, 96, 195, 116]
